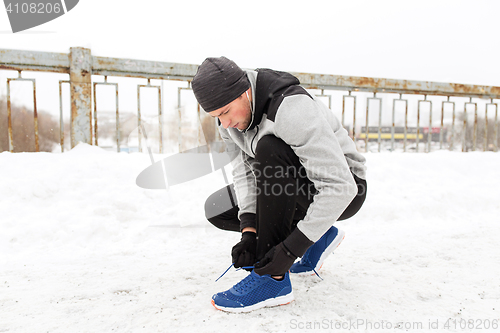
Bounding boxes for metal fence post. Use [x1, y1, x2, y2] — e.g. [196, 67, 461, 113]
[69, 47, 92, 148]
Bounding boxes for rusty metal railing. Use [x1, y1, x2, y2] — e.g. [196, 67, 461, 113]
[58, 80, 69, 152]
[296, 73, 500, 153]
[93, 76, 119, 151]
[137, 79, 162, 154]
[6, 71, 39, 152]
[1, 47, 499, 153]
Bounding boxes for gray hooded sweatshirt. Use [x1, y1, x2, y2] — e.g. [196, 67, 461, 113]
[218, 68, 366, 244]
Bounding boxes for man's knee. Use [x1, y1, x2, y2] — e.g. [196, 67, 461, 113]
[254, 135, 286, 160]
[204, 186, 240, 232]
[254, 135, 296, 171]
[204, 185, 236, 218]
[204, 194, 218, 222]
[204, 197, 235, 231]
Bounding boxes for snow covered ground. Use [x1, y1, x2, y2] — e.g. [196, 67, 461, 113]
[1, 144, 499, 333]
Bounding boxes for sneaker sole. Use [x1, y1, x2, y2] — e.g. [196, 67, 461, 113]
[294, 229, 345, 276]
[211, 292, 294, 313]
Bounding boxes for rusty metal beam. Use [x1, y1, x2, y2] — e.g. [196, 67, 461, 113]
[92, 55, 198, 81]
[0, 48, 69, 73]
[3, 48, 500, 98]
[292, 72, 500, 98]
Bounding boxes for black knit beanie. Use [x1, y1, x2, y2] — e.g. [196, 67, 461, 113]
[192, 57, 250, 112]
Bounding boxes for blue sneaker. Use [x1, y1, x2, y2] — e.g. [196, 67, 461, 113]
[290, 226, 345, 276]
[212, 271, 294, 313]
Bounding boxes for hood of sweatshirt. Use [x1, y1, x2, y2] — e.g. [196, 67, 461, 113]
[246, 68, 300, 131]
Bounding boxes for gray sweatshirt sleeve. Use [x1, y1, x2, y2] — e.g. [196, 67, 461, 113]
[274, 94, 359, 242]
[218, 127, 257, 223]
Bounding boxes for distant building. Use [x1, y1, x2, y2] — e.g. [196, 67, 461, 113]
[359, 126, 446, 142]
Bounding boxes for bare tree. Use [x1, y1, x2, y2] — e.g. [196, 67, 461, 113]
[0, 97, 60, 152]
[451, 113, 499, 151]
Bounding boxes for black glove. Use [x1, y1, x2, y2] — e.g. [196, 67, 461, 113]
[254, 228, 314, 276]
[231, 232, 257, 269]
[254, 242, 297, 276]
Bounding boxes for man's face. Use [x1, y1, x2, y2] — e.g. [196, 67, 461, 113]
[208, 90, 252, 131]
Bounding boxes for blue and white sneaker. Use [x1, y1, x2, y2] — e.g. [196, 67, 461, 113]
[212, 270, 294, 313]
[290, 226, 345, 276]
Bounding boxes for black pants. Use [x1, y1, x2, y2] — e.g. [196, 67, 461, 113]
[205, 135, 367, 260]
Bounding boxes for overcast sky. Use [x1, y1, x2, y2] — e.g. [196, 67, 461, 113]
[2, 0, 500, 86]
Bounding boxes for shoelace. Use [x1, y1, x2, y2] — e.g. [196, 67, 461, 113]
[300, 256, 323, 280]
[215, 263, 254, 282]
[214, 264, 268, 294]
[297, 244, 324, 280]
[215, 263, 323, 282]
[311, 267, 323, 280]
[232, 273, 259, 293]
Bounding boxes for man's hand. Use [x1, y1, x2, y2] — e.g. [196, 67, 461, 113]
[254, 242, 297, 276]
[231, 231, 257, 268]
